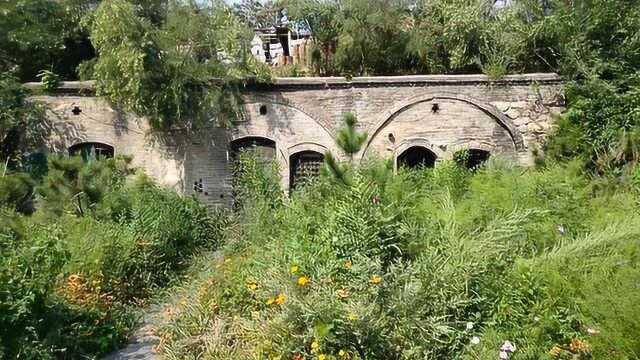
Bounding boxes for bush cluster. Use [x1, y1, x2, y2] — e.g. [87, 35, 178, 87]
[158, 156, 640, 360]
[0, 157, 227, 359]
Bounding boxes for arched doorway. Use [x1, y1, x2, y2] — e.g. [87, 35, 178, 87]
[397, 146, 437, 169]
[69, 142, 114, 162]
[290, 150, 324, 190]
[455, 149, 491, 170]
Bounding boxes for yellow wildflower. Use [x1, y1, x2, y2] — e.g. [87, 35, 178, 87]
[548, 345, 562, 357]
[347, 312, 357, 321]
[338, 349, 347, 358]
[297, 276, 310, 286]
[290, 265, 299, 274]
[371, 275, 382, 285]
[318, 354, 326, 360]
[275, 293, 286, 305]
[311, 340, 320, 353]
[344, 260, 352, 269]
[246, 281, 258, 290]
[266, 297, 275, 305]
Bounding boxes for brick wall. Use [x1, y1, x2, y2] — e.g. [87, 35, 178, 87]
[29, 73, 564, 207]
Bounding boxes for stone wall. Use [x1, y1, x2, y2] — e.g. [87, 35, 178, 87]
[28, 73, 564, 207]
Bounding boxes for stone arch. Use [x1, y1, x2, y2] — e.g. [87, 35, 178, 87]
[229, 134, 287, 165]
[68, 141, 116, 161]
[287, 141, 328, 156]
[242, 95, 336, 139]
[361, 93, 525, 161]
[393, 138, 442, 170]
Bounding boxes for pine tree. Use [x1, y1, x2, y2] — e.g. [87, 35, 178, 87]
[322, 112, 368, 185]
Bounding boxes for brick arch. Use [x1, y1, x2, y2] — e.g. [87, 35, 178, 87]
[243, 95, 336, 140]
[287, 142, 329, 156]
[361, 93, 525, 160]
[229, 134, 288, 166]
[393, 138, 443, 170]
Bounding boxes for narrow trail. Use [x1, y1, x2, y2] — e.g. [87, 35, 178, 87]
[102, 305, 163, 360]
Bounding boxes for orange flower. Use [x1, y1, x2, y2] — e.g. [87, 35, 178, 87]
[297, 276, 310, 286]
[569, 338, 590, 353]
[371, 275, 382, 284]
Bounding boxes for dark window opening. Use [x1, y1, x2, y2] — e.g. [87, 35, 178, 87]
[290, 151, 324, 190]
[259, 105, 268, 115]
[397, 146, 437, 169]
[230, 137, 276, 161]
[69, 142, 114, 162]
[455, 149, 491, 170]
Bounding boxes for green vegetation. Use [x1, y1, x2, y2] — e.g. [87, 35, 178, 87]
[1, 0, 640, 359]
[156, 153, 640, 360]
[0, 157, 226, 358]
[89, 0, 269, 130]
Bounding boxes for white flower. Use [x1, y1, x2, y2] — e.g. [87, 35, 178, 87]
[557, 224, 566, 235]
[499, 350, 509, 360]
[470, 336, 481, 345]
[501, 340, 516, 352]
[466, 322, 474, 330]
[534, 316, 540, 322]
[587, 327, 600, 335]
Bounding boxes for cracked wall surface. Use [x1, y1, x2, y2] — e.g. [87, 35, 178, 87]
[29, 73, 564, 207]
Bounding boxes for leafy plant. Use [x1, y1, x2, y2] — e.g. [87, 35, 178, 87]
[36, 69, 60, 92]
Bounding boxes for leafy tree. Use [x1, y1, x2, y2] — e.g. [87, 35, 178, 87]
[287, 0, 342, 75]
[90, 0, 268, 130]
[0, 0, 96, 81]
[0, 73, 47, 171]
[234, 0, 280, 29]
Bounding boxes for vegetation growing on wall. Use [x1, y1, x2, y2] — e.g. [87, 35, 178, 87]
[89, 0, 269, 130]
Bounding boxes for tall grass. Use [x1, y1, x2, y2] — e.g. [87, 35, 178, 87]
[158, 156, 640, 360]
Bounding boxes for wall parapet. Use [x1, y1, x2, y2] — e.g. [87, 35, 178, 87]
[23, 73, 561, 94]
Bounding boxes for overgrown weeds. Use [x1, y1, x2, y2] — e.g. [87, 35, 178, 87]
[158, 156, 640, 359]
[0, 156, 227, 359]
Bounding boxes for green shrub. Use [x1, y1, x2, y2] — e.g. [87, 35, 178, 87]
[0, 173, 35, 213]
[0, 158, 227, 358]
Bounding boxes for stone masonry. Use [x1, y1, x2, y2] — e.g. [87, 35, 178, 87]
[27, 73, 564, 207]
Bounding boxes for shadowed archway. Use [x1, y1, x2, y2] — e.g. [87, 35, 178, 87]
[397, 146, 437, 169]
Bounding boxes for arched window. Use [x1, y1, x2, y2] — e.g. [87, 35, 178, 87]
[68, 142, 114, 162]
[397, 146, 437, 169]
[454, 149, 491, 170]
[290, 150, 324, 190]
[230, 137, 276, 161]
